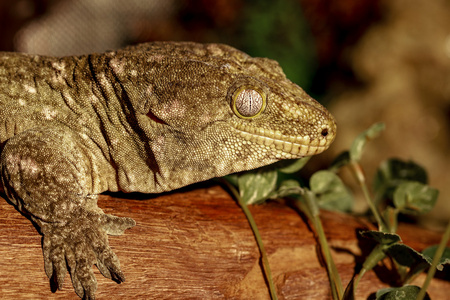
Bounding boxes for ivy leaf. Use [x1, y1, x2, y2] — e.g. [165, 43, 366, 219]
[360, 230, 401, 245]
[310, 170, 353, 212]
[268, 179, 304, 199]
[386, 243, 431, 268]
[422, 245, 450, 271]
[277, 157, 311, 174]
[376, 286, 429, 300]
[393, 181, 439, 215]
[238, 167, 278, 205]
[373, 158, 428, 201]
[350, 122, 385, 162]
[359, 233, 428, 274]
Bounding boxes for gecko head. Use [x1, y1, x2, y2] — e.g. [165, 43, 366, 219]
[112, 42, 336, 181]
[225, 74, 336, 160]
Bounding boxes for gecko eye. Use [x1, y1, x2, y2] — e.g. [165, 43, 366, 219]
[231, 88, 267, 118]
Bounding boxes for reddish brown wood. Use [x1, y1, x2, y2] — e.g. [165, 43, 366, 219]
[0, 184, 448, 299]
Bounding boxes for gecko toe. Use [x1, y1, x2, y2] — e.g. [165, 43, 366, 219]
[100, 214, 136, 235]
[40, 209, 132, 298]
[93, 239, 125, 283]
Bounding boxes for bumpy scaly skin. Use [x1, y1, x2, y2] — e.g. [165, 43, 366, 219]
[0, 42, 336, 299]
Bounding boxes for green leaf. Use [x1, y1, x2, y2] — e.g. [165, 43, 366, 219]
[376, 288, 392, 299]
[359, 230, 401, 245]
[402, 244, 450, 281]
[393, 182, 439, 215]
[350, 122, 385, 162]
[376, 286, 429, 300]
[310, 170, 353, 212]
[268, 179, 304, 199]
[422, 245, 450, 271]
[373, 158, 428, 201]
[238, 167, 278, 204]
[310, 170, 341, 193]
[277, 157, 311, 174]
[386, 244, 431, 268]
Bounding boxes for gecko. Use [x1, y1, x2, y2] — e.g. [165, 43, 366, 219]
[0, 41, 336, 299]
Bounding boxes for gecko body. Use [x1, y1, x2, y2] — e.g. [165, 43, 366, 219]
[0, 42, 336, 299]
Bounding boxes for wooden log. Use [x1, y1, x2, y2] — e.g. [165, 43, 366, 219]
[0, 183, 448, 299]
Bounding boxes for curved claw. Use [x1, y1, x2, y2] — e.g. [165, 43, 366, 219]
[97, 252, 126, 283]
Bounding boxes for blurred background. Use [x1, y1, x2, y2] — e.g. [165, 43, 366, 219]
[0, 0, 449, 229]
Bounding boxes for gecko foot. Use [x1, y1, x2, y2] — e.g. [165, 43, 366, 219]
[41, 208, 135, 299]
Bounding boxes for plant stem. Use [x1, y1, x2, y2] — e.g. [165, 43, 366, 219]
[358, 244, 387, 289]
[353, 272, 362, 291]
[298, 191, 344, 300]
[222, 180, 278, 300]
[417, 220, 450, 300]
[350, 161, 387, 231]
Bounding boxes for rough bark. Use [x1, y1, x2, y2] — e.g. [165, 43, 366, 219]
[0, 184, 448, 299]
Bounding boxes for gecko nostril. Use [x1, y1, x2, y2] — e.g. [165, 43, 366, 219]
[321, 128, 328, 137]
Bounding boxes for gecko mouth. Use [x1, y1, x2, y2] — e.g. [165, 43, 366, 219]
[234, 124, 335, 157]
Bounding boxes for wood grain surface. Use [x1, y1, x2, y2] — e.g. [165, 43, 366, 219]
[0, 183, 448, 299]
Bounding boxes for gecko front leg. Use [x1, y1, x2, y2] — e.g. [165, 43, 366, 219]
[0, 127, 135, 299]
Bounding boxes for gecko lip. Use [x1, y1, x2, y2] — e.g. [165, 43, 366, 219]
[234, 125, 334, 157]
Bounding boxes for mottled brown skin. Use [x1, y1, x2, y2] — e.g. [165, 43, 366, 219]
[0, 42, 336, 299]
